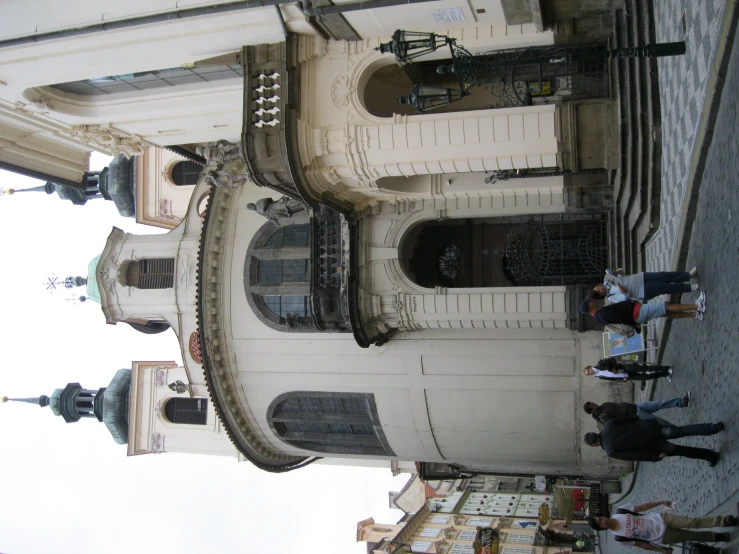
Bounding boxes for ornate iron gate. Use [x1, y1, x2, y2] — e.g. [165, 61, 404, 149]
[504, 213, 608, 286]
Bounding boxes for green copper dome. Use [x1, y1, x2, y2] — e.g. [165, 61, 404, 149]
[86, 255, 102, 303]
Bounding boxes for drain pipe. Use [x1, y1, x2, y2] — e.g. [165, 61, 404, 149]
[299, 0, 441, 17]
[0, 1, 287, 50]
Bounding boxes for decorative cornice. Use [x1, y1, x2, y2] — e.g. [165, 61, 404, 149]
[196, 186, 318, 472]
[67, 125, 148, 157]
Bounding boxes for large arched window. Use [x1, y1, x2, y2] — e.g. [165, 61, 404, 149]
[164, 397, 208, 425]
[267, 392, 393, 456]
[171, 161, 203, 186]
[244, 222, 314, 332]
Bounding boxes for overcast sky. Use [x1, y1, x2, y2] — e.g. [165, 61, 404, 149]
[0, 155, 407, 554]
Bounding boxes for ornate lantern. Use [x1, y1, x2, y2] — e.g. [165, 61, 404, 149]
[376, 30, 448, 62]
[396, 83, 464, 112]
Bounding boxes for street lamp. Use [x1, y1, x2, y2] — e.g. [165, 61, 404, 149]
[378, 29, 686, 112]
[396, 83, 464, 112]
[376, 30, 449, 61]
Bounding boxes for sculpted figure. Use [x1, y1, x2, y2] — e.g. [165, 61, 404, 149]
[247, 196, 304, 225]
[196, 140, 241, 166]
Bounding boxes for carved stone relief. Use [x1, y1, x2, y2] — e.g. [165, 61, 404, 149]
[331, 74, 354, 109]
[67, 125, 148, 157]
[196, 140, 249, 189]
[13, 97, 51, 116]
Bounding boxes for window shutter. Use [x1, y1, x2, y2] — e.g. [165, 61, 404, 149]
[138, 258, 175, 289]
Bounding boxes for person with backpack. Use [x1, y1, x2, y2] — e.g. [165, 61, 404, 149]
[588, 501, 736, 552]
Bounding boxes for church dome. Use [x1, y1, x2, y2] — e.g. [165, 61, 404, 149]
[85, 255, 102, 303]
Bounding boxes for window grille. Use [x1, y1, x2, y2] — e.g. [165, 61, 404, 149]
[421, 528, 441, 538]
[411, 541, 432, 552]
[431, 516, 450, 524]
[164, 397, 208, 425]
[261, 295, 311, 318]
[171, 161, 202, 186]
[257, 259, 308, 283]
[264, 225, 310, 247]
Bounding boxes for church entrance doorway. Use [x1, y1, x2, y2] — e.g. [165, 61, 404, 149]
[402, 213, 608, 289]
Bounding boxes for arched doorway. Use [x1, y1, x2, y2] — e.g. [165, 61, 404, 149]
[402, 213, 608, 288]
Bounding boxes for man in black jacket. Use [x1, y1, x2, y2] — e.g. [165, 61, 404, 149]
[583, 416, 723, 466]
[584, 394, 690, 425]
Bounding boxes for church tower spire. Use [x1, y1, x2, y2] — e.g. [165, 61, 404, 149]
[2, 369, 132, 444]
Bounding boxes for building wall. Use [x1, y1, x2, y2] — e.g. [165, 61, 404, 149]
[357, 184, 569, 335]
[295, 26, 558, 208]
[136, 147, 199, 229]
[127, 361, 238, 457]
[206, 180, 628, 478]
[364, 503, 578, 554]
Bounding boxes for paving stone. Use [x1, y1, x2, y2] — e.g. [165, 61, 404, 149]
[601, 2, 738, 553]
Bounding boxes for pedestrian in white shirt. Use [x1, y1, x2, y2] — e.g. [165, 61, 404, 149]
[588, 501, 736, 552]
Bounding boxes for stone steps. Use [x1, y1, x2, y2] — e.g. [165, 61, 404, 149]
[611, 0, 663, 272]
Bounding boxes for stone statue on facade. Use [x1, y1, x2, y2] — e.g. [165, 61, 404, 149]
[247, 196, 305, 225]
[197, 140, 250, 189]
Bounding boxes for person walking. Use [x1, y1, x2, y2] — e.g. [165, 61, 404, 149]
[588, 501, 736, 552]
[580, 296, 706, 326]
[589, 267, 699, 303]
[583, 394, 690, 425]
[583, 357, 673, 382]
[584, 416, 724, 466]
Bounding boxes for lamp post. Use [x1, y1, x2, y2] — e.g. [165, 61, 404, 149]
[377, 30, 686, 112]
[396, 83, 464, 112]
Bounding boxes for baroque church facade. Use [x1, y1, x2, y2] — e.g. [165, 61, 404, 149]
[1, 0, 628, 480]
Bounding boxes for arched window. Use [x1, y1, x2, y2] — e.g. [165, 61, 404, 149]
[125, 258, 175, 289]
[264, 225, 310, 247]
[262, 295, 311, 318]
[267, 392, 394, 456]
[164, 397, 208, 425]
[171, 161, 203, 186]
[244, 222, 314, 332]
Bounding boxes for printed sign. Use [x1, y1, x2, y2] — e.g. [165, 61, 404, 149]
[474, 528, 499, 554]
[602, 329, 646, 358]
[431, 7, 466, 23]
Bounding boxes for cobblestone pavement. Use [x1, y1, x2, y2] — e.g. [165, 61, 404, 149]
[601, 3, 739, 554]
[645, 0, 729, 273]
